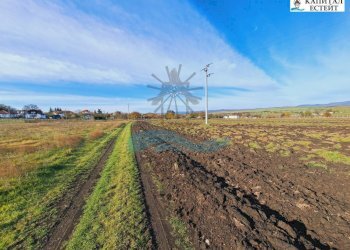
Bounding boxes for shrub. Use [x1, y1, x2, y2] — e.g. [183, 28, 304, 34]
[89, 130, 105, 140]
[54, 135, 83, 148]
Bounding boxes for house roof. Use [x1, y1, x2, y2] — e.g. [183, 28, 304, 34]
[25, 109, 43, 114]
[0, 110, 9, 114]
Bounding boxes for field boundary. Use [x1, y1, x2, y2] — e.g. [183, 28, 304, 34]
[132, 123, 178, 249]
[66, 123, 152, 249]
[43, 129, 120, 250]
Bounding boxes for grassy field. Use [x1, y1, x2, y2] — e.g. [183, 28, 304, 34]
[214, 106, 350, 118]
[0, 120, 123, 249]
[2, 117, 349, 248]
[66, 123, 151, 249]
[0, 120, 118, 178]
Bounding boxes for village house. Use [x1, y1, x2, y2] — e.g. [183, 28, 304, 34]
[0, 110, 11, 119]
[223, 115, 239, 119]
[80, 110, 93, 120]
[24, 109, 47, 119]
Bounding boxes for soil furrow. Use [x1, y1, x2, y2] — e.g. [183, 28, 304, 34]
[132, 121, 345, 249]
[132, 124, 176, 249]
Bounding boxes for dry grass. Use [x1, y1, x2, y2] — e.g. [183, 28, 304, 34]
[89, 130, 105, 140]
[0, 120, 120, 179]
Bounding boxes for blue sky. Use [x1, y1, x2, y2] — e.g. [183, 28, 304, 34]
[0, 0, 349, 112]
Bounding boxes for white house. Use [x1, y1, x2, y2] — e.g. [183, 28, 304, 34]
[0, 110, 10, 118]
[81, 110, 93, 120]
[24, 109, 47, 119]
[223, 115, 239, 119]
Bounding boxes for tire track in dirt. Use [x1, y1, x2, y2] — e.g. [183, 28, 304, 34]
[132, 124, 176, 250]
[43, 133, 119, 250]
[133, 122, 336, 249]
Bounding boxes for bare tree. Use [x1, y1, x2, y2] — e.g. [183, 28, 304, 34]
[23, 104, 39, 111]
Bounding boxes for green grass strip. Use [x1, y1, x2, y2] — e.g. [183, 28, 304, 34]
[169, 216, 193, 250]
[67, 123, 151, 249]
[0, 128, 121, 249]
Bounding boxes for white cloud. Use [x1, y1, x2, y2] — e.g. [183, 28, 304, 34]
[0, 0, 277, 89]
[269, 36, 350, 105]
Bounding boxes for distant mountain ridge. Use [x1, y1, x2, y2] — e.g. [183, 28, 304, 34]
[297, 101, 350, 107]
[208, 100, 350, 113]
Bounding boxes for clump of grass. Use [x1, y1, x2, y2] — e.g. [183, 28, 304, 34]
[280, 150, 291, 157]
[295, 140, 311, 147]
[316, 149, 350, 165]
[66, 123, 151, 249]
[306, 161, 328, 170]
[307, 133, 323, 140]
[248, 142, 261, 150]
[169, 217, 193, 250]
[152, 175, 164, 194]
[265, 142, 278, 152]
[300, 154, 316, 161]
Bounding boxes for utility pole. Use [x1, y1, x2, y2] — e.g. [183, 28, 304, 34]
[127, 103, 130, 120]
[202, 63, 213, 125]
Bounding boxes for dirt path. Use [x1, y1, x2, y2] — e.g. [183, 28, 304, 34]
[133, 125, 176, 249]
[132, 122, 350, 249]
[43, 136, 117, 250]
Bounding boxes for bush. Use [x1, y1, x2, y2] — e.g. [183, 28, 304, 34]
[89, 130, 105, 140]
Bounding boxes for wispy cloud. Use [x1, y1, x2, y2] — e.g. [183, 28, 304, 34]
[0, 89, 147, 112]
[269, 33, 350, 105]
[0, 0, 277, 89]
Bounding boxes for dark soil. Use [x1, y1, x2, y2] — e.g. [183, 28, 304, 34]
[134, 145, 176, 250]
[42, 136, 117, 250]
[133, 121, 350, 249]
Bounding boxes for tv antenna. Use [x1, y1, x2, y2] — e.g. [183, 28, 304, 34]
[202, 63, 213, 125]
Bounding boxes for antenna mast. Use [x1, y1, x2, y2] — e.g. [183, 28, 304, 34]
[202, 63, 213, 125]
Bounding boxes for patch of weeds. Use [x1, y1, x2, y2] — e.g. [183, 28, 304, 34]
[248, 142, 261, 150]
[331, 136, 350, 143]
[296, 140, 311, 147]
[300, 154, 316, 161]
[265, 142, 278, 153]
[169, 217, 193, 250]
[306, 161, 328, 170]
[316, 149, 350, 165]
[152, 175, 164, 194]
[340, 137, 350, 143]
[307, 133, 323, 140]
[280, 149, 291, 157]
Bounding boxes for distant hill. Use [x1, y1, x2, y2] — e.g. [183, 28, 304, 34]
[209, 101, 350, 114]
[297, 101, 350, 107]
